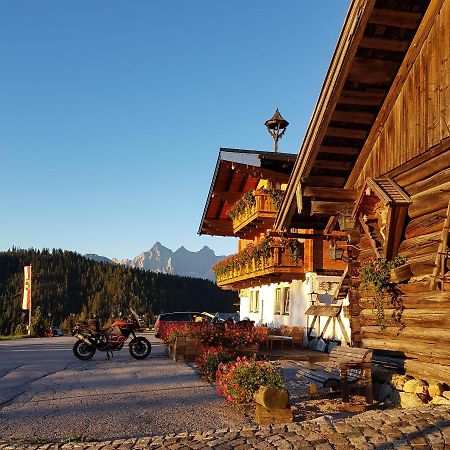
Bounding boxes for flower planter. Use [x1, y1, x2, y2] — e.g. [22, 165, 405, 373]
[390, 263, 413, 284]
[171, 336, 201, 361]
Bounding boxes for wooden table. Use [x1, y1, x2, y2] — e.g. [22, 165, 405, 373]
[266, 335, 293, 350]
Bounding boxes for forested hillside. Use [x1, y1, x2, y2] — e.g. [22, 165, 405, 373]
[0, 248, 238, 335]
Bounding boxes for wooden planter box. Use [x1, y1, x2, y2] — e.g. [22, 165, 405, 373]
[390, 264, 413, 284]
[169, 336, 201, 362]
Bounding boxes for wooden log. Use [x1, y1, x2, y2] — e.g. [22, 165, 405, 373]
[253, 386, 289, 410]
[394, 147, 450, 188]
[398, 231, 441, 257]
[361, 326, 450, 345]
[409, 182, 450, 219]
[254, 404, 293, 425]
[361, 337, 450, 365]
[404, 360, 450, 384]
[359, 308, 450, 328]
[359, 290, 450, 309]
[404, 208, 447, 239]
[404, 167, 450, 197]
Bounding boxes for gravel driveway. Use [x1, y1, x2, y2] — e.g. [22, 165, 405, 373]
[0, 335, 251, 442]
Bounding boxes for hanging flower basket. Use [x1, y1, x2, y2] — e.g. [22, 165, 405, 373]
[389, 263, 413, 284]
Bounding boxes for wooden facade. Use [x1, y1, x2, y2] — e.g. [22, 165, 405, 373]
[275, 0, 450, 381]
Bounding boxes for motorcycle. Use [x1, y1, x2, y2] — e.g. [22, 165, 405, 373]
[72, 307, 151, 360]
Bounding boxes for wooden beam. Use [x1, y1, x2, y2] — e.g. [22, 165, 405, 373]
[212, 191, 242, 203]
[318, 145, 360, 156]
[367, 8, 422, 29]
[313, 160, 353, 171]
[325, 127, 368, 139]
[359, 36, 410, 53]
[338, 89, 386, 106]
[310, 201, 352, 216]
[331, 110, 376, 124]
[303, 186, 357, 201]
[347, 57, 400, 84]
[346, 0, 446, 188]
[305, 176, 346, 188]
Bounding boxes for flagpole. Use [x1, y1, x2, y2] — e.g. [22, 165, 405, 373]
[28, 265, 32, 335]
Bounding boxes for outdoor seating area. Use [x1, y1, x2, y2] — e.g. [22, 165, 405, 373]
[256, 325, 304, 350]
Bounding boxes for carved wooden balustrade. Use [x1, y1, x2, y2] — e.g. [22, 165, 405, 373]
[231, 191, 278, 237]
[214, 241, 305, 290]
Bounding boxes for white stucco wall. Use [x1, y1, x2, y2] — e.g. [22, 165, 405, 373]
[239, 279, 310, 327]
[238, 272, 352, 345]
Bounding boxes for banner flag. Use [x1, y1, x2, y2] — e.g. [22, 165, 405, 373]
[22, 265, 31, 310]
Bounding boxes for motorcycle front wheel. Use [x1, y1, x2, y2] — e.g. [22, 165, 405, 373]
[129, 337, 152, 360]
[73, 340, 96, 360]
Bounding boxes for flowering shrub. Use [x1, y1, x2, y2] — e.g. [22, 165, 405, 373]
[158, 321, 200, 345]
[216, 356, 284, 404]
[360, 256, 406, 328]
[198, 322, 263, 348]
[195, 346, 235, 382]
[158, 321, 263, 348]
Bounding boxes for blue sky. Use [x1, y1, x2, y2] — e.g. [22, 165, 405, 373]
[0, 1, 350, 259]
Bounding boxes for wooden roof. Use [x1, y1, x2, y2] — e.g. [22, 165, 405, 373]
[275, 0, 431, 232]
[305, 305, 342, 317]
[198, 148, 296, 236]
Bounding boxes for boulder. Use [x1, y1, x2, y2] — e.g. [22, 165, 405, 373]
[428, 383, 446, 398]
[378, 383, 394, 402]
[403, 379, 427, 393]
[414, 382, 429, 396]
[399, 392, 427, 408]
[443, 391, 450, 400]
[389, 374, 413, 390]
[430, 395, 450, 405]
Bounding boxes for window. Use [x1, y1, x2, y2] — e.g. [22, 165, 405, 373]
[282, 288, 290, 315]
[275, 287, 289, 315]
[249, 290, 259, 313]
[274, 288, 282, 315]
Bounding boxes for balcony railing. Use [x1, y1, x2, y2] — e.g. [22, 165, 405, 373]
[230, 191, 280, 237]
[213, 239, 304, 289]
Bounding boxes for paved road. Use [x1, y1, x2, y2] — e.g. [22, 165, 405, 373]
[0, 335, 250, 442]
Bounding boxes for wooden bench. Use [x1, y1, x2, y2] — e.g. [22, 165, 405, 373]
[297, 346, 373, 405]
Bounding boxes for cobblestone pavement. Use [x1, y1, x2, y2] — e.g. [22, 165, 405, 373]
[1, 406, 449, 449]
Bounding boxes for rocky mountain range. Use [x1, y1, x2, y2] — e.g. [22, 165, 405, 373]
[85, 242, 226, 281]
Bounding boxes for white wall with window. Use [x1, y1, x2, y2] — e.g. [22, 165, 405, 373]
[238, 273, 352, 344]
[239, 279, 310, 327]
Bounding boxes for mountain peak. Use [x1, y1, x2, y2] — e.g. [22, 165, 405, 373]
[85, 244, 227, 281]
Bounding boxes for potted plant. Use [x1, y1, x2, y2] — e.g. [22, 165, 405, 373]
[360, 256, 407, 328]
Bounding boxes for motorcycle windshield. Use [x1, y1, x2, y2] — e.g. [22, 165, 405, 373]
[129, 307, 141, 325]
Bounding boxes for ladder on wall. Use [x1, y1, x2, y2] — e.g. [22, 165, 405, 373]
[430, 200, 450, 291]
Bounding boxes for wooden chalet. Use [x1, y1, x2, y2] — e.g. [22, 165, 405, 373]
[275, 0, 450, 382]
[199, 143, 350, 338]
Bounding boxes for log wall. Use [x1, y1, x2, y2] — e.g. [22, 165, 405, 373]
[348, 1, 450, 382]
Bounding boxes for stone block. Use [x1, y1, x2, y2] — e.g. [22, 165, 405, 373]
[428, 383, 446, 398]
[389, 374, 412, 390]
[430, 395, 450, 405]
[399, 392, 427, 408]
[403, 379, 426, 393]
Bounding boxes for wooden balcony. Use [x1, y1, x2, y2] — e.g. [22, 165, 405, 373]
[213, 242, 305, 290]
[231, 191, 278, 238]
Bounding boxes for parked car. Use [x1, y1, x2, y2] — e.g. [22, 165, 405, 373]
[154, 311, 211, 338]
[211, 312, 240, 323]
